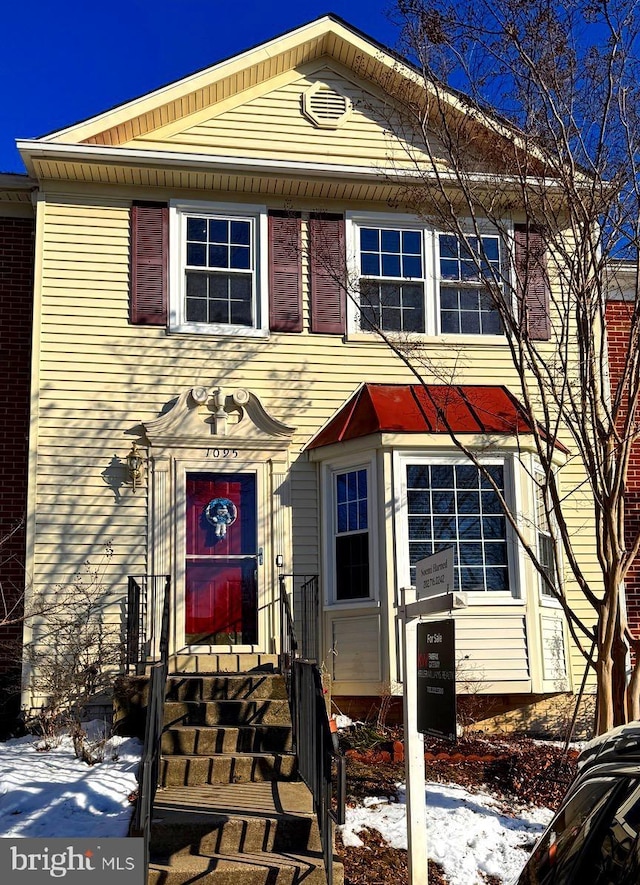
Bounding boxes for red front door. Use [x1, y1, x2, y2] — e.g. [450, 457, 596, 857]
[185, 472, 258, 646]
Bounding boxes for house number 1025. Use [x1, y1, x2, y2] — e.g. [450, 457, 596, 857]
[206, 448, 239, 458]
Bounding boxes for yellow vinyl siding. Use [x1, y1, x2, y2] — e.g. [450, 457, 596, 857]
[44, 19, 426, 147]
[126, 66, 435, 169]
[330, 615, 382, 684]
[28, 191, 602, 697]
[541, 616, 568, 686]
[454, 614, 530, 688]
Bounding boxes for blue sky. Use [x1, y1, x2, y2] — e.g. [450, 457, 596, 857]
[0, 1, 399, 174]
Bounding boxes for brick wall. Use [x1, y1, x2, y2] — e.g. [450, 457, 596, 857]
[606, 300, 640, 639]
[0, 215, 34, 729]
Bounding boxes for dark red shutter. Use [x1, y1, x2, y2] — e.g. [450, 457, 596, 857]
[310, 214, 346, 334]
[514, 223, 550, 341]
[130, 203, 168, 325]
[269, 212, 302, 332]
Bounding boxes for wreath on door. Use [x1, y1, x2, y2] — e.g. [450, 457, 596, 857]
[204, 497, 238, 538]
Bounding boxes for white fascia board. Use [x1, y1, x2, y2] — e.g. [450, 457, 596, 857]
[16, 140, 417, 183]
[16, 140, 566, 192]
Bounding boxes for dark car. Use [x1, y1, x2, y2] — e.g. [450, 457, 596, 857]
[513, 722, 640, 884]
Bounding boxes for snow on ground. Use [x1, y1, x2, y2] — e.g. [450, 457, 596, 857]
[0, 726, 551, 883]
[0, 723, 142, 838]
[340, 780, 554, 885]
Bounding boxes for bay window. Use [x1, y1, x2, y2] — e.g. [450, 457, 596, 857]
[535, 471, 557, 598]
[405, 461, 510, 592]
[334, 467, 370, 601]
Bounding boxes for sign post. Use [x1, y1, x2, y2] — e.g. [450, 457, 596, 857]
[398, 549, 465, 885]
[401, 583, 428, 885]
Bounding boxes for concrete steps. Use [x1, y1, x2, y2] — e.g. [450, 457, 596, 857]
[163, 699, 291, 727]
[148, 849, 329, 885]
[160, 752, 297, 785]
[169, 654, 279, 674]
[150, 782, 320, 856]
[165, 674, 288, 701]
[161, 724, 294, 754]
[148, 657, 342, 885]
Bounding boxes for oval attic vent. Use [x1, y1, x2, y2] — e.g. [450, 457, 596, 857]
[302, 83, 353, 129]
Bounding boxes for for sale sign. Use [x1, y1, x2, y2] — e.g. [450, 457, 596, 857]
[417, 619, 456, 741]
[415, 549, 454, 600]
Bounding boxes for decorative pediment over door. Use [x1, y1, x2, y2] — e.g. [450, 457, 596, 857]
[143, 385, 295, 453]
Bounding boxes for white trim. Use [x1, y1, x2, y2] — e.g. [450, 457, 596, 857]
[169, 199, 268, 337]
[19, 140, 424, 181]
[173, 459, 265, 653]
[322, 453, 379, 607]
[16, 140, 572, 191]
[345, 210, 508, 339]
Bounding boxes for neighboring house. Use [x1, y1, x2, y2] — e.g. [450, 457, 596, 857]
[605, 263, 640, 646]
[4, 15, 602, 725]
[0, 174, 35, 728]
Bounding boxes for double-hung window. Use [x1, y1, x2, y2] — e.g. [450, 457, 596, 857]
[334, 467, 370, 601]
[350, 214, 504, 337]
[185, 216, 253, 326]
[171, 202, 267, 336]
[358, 227, 426, 333]
[535, 471, 556, 598]
[438, 233, 503, 334]
[405, 462, 509, 592]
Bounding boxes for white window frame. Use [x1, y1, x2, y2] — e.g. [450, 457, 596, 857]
[534, 466, 563, 606]
[394, 451, 522, 604]
[322, 454, 378, 607]
[345, 211, 509, 339]
[170, 199, 269, 337]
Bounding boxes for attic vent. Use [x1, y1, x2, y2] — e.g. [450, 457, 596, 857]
[302, 83, 352, 129]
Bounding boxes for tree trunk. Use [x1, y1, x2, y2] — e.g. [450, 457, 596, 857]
[596, 653, 614, 734]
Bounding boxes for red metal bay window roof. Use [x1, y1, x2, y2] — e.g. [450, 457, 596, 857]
[308, 383, 554, 449]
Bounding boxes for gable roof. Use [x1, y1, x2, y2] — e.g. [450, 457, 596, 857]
[18, 13, 538, 194]
[38, 15, 405, 144]
[34, 15, 419, 148]
[307, 383, 562, 449]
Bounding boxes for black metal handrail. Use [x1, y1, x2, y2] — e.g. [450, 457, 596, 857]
[291, 660, 346, 885]
[127, 575, 170, 876]
[278, 574, 298, 676]
[126, 575, 171, 671]
[278, 573, 345, 885]
[279, 573, 319, 663]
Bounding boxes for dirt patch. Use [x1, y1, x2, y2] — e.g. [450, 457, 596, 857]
[337, 827, 450, 885]
[338, 731, 577, 885]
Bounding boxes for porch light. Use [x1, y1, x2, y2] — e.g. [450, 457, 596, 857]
[126, 442, 145, 493]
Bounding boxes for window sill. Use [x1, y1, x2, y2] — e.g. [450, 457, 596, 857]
[540, 594, 563, 608]
[324, 599, 380, 611]
[462, 592, 525, 606]
[170, 323, 269, 339]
